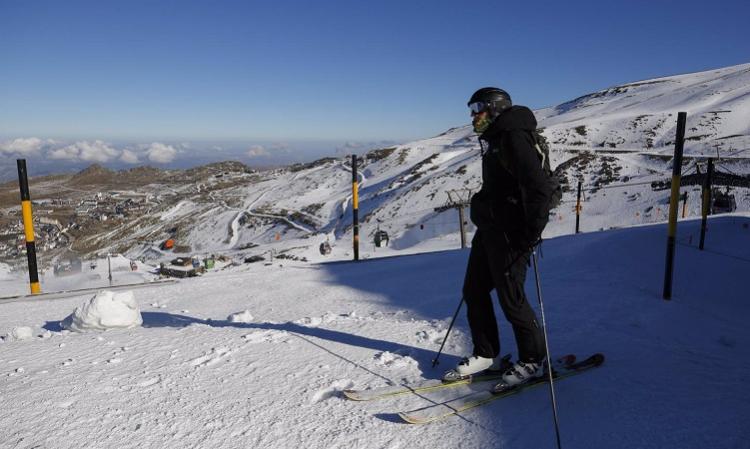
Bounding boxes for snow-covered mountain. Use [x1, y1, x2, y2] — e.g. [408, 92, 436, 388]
[121, 64, 749, 264]
[1, 64, 748, 269]
[537, 63, 750, 155]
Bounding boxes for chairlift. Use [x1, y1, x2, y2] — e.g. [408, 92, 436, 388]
[711, 188, 736, 214]
[374, 230, 389, 248]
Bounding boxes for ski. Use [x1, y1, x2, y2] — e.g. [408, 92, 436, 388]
[343, 354, 574, 402]
[343, 372, 504, 401]
[397, 353, 604, 424]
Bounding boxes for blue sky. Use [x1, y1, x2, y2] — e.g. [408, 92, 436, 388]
[1, 0, 748, 175]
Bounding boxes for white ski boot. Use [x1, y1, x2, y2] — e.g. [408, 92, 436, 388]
[442, 354, 510, 381]
[499, 359, 545, 387]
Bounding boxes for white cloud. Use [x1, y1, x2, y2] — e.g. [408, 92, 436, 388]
[48, 140, 119, 163]
[48, 146, 81, 160]
[120, 149, 140, 164]
[147, 142, 177, 164]
[247, 145, 270, 157]
[0, 137, 45, 155]
[78, 140, 119, 162]
[247, 142, 291, 158]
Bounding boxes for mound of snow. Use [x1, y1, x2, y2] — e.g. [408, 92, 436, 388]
[0, 262, 14, 280]
[62, 290, 142, 332]
[294, 316, 323, 327]
[227, 310, 254, 323]
[7, 326, 34, 341]
[373, 350, 418, 369]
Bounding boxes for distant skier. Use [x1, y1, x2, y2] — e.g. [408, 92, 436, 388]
[444, 87, 558, 386]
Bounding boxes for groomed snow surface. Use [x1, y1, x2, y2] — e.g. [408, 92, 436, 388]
[1, 216, 749, 448]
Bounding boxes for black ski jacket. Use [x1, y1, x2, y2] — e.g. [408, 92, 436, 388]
[469, 106, 555, 248]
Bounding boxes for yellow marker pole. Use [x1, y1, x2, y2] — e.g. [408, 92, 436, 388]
[17, 159, 41, 294]
[663, 112, 686, 300]
[352, 155, 359, 261]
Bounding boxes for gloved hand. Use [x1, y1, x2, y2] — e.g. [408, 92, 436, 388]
[507, 229, 541, 253]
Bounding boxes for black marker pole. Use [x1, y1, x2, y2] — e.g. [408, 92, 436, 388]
[663, 112, 686, 300]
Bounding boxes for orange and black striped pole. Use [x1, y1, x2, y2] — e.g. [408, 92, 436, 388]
[352, 155, 359, 261]
[17, 159, 41, 294]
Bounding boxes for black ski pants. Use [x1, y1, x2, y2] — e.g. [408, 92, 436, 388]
[462, 230, 545, 362]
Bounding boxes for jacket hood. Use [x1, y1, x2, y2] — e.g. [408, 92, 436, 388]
[480, 105, 537, 140]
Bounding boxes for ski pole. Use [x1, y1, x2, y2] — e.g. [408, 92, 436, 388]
[532, 250, 563, 449]
[432, 296, 464, 367]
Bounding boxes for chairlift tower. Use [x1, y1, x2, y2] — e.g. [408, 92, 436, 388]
[434, 189, 473, 249]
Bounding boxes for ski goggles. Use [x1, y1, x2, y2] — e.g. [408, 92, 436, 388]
[468, 102, 488, 115]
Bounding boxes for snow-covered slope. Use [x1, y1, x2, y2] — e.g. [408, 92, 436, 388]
[536, 63, 750, 154]
[122, 63, 747, 265]
[1, 216, 748, 448]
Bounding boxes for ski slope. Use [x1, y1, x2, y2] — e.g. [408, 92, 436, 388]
[1, 215, 748, 448]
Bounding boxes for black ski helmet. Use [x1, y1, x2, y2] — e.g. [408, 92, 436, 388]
[467, 87, 512, 116]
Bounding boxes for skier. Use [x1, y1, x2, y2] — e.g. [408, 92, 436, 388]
[445, 87, 558, 387]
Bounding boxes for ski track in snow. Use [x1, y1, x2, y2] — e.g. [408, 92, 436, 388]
[228, 212, 242, 248]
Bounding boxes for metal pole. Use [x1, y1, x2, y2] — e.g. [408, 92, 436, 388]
[663, 112, 687, 300]
[17, 159, 41, 294]
[699, 159, 714, 250]
[681, 192, 688, 218]
[575, 180, 582, 234]
[532, 251, 563, 449]
[458, 206, 467, 249]
[432, 297, 464, 367]
[352, 155, 359, 261]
